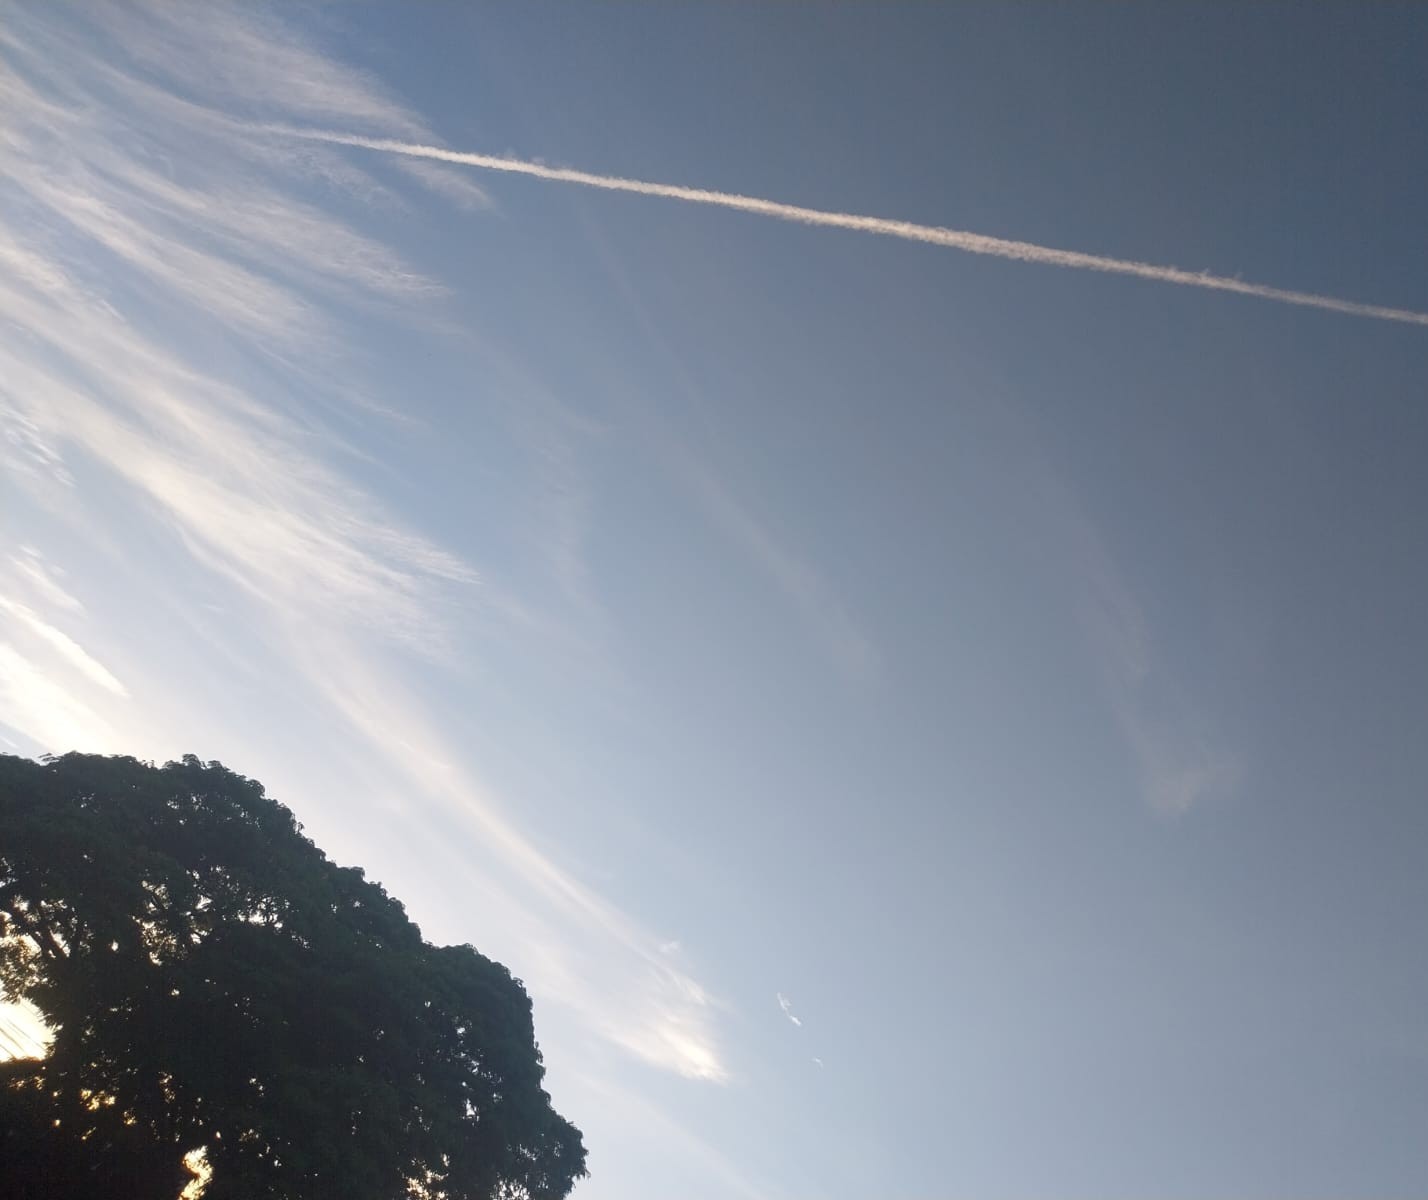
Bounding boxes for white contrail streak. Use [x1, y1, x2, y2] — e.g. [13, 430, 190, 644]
[269, 126, 1428, 328]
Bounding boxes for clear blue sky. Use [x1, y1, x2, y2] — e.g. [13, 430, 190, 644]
[3, 4, 1427, 1197]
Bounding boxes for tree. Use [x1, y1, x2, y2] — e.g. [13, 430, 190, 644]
[0, 753, 585, 1200]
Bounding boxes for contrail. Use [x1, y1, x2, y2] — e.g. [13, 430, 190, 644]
[270, 126, 1428, 328]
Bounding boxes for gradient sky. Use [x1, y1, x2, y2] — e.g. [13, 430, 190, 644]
[3, 5, 1427, 1198]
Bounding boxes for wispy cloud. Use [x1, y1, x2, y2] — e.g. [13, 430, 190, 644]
[9, 548, 84, 614]
[1030, 466, 1240, 815]
[85, 0, 431, 140]
[571, 216, 882, 683]
[0, 645, 120, 755]
[0, 598, 127, 697]
[679, 452, 881, 683]
[272, 129, 1428, 328]
[777, 992, 804, 1028]
[1, 0, 729, 1089]
[0, 550, 130, 756]
[305, 645, 730, 1082]
[393, 158, 494, 212]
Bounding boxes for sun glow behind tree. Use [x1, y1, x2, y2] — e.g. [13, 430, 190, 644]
[0, 753, 586, 1200]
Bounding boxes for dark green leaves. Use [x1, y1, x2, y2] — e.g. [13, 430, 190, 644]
[0, 753, 585, 1200]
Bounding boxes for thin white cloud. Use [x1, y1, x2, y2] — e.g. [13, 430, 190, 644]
[0, 597, 128, 697]
[272, 128, 1428, 328]
[609, 1004, 729, 1083]
[10, 548, 84, 614]
[84, 0, 430, 140]
[0, 644, 120, 754]
[0, 402, 73, 489]
[12, 172, 322, 351]
[2, 3, 489, 215]
[394, 158, 495, 212]
[0, 335, 471, 654]
[777, 992, 803, 1028]
[95, 152, 441, 301]
[2, 0, 730, 1089]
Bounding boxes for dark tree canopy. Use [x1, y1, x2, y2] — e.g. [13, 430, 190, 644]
[0, 753, 585, 1200]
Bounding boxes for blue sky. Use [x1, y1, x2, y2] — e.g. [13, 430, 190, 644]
[3, 4, 1427, 1196]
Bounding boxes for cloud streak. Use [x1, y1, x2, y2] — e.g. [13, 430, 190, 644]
[0, 598, 128, 697]
[271, 128, 1428, 328]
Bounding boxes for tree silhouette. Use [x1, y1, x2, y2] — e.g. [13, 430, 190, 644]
[0, 753, 585, 1200]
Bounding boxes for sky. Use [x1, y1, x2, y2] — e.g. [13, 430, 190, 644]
[2, 4, 1427, 1197]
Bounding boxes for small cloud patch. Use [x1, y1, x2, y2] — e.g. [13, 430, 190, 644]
[776, 992, 803, 1028]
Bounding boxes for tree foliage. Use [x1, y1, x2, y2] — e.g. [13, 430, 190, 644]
[0, 753, 585, 1200]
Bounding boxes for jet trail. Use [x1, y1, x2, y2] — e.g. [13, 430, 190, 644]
[270, 127, 1428, 328]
